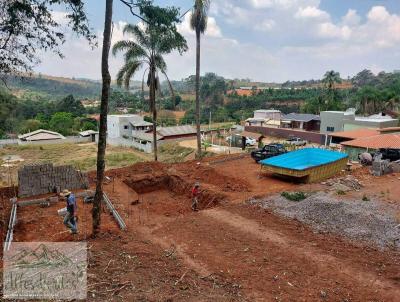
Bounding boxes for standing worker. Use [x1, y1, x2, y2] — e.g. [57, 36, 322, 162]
[191, 182, 200, 211]
[60, 189, 78, 234]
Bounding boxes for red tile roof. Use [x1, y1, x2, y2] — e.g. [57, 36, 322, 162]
[341, 134, 400, 149]
[378, 127, 400, 133]
[331, 128, 379, 139]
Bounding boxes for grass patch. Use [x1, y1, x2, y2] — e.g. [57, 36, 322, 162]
[336, 190, 346, 195]
[67, 152, 142, 171]
[159, 143, 194, 163]
[281, 191, 307, 202]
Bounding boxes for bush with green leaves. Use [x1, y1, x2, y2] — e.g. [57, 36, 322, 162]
[281, 191, 307, 202]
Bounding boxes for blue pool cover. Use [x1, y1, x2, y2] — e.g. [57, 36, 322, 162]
[260, 148, 348, 171]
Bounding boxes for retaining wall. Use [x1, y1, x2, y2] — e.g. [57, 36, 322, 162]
[245, 126, 327, 145]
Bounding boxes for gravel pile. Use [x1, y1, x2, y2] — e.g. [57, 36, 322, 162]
[250, 192, 400, 249]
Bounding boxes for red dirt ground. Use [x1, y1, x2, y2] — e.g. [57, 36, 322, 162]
[1, 155, 400, 301]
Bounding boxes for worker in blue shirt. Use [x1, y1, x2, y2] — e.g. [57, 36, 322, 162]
[61, 189, 78, 234]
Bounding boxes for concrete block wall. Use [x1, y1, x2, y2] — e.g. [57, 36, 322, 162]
[18, 164, 89, 197]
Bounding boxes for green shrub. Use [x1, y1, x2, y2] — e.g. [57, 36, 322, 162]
[362, 194, 370, 201]
[281, 191, 307, 202]
[336, 190, 346, 195]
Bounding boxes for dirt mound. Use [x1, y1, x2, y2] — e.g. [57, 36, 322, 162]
[124, 174, 225, 210]
[173, 161, 250, 192]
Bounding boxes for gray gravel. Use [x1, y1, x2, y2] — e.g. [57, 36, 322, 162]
[249, 192, 400, 249]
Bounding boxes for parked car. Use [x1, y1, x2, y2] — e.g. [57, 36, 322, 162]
[251, 143, 287, 162]
[245, 137, 257, 146]
[286, 137, 307, 146]
[226, 136, 257, 146]
[377, 148, 400, 162]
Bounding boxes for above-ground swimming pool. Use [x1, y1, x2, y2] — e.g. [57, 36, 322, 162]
[260, 148, 348, 183]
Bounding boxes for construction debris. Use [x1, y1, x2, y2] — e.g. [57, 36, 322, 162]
[324, 175, 363, 191]
[103, 193, 126, 230]
[251, 192, 400, 249]
[4, 198, 17, 252]
[371, 159, 391, 176]
[18, 163, 89, 197]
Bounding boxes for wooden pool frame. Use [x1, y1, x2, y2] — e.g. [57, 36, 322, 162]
[261, 157, 348, 183]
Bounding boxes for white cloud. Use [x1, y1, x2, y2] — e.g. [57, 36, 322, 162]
[255, 19, 276, 32]
[295, 6, 329, 20]
[35, 2, 400, 82]
[342, 9, 361, 26]
[249, 0, 320, 10]
[368, 6, 390, 23]
[318, 23, 351, 40]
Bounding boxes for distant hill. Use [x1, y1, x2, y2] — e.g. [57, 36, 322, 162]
[6, 74, 142, 100]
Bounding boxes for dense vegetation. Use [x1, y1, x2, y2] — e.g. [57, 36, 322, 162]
[6, 75, 102, 99]
[1, 68, 400, 139]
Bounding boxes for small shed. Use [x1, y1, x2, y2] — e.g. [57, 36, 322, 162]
[79, 130, 98, 142]
[157, 125, 197, 140]
[18, 129, 65, 142]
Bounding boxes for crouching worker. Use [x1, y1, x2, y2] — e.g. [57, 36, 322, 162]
[191, 182, 200, 211]
[61, 189, 78, 234]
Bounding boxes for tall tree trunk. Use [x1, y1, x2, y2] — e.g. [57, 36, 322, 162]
[195, 28, 201, 158]
[92, 0, 113, 235]
[150, 61, 158, 161]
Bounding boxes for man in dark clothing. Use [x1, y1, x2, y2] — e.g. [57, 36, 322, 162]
[61, 189, 78, 234]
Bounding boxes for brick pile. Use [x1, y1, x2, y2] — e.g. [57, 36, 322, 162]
[18, 164, 89, 197]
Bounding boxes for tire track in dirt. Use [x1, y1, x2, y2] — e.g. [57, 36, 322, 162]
[202, 208, 400, 298]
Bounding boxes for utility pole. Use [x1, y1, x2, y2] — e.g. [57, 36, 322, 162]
[209, 111, 212, 130]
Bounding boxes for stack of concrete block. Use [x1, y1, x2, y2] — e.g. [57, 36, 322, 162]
[371, 159, 390, 176]
[18, 163, 89, 197]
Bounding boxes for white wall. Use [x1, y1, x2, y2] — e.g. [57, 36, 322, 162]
[107, 116, 121, 139]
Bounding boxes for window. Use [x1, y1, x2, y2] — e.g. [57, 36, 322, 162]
[326, 126, 335, 132]
[124, 125, 129, 130]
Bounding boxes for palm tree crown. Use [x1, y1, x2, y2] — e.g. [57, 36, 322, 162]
[323, 70, 342, 90]
[190, 0, 210, 33]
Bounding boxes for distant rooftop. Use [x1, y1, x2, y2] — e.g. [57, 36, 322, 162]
[331, 128, 380, 139]
[254, 109, 281, 113]
[282, 113, 320, 122]
[341, 134, 400, 149]
[157, 125, 196, 137]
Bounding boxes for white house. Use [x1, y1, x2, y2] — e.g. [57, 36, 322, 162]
[320, 109, 399, 134]
[18, 129, 65, 142]
[107, 114, 153, 139]
[246, 109, 282, 127]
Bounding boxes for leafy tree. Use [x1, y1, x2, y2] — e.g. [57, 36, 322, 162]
[352, 69, 377, 88]
[0, 89, 17, 133]
[56, 94, 85, 117]
[19, 119, 43, 134]
[49, 112, 74, 135]
[112, 6, 187, 161]
[0, 0, 95, 79]
[190, 0, 210, 157]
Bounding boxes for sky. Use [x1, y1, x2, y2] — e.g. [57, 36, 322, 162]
[35, 0, 400, 83]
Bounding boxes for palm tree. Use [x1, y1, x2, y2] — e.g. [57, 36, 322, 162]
[93, 0, 113, 235]
[322, 70, 342, 110]
[112, 22, 187, 161]
[190, 0, 210, 158]
[323, 70, 342, 91]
